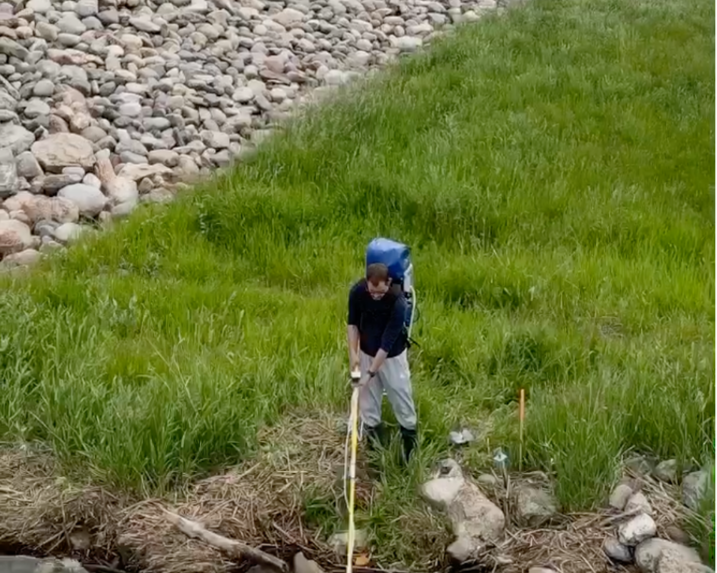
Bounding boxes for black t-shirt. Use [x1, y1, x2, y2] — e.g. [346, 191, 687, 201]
[348, 279, 408, 358]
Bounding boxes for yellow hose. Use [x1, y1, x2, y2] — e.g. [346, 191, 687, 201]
[346, 386, 360, 573]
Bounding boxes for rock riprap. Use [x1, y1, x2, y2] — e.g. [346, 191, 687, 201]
[602, 479, 715, 573]
[0, 0, 502, 266]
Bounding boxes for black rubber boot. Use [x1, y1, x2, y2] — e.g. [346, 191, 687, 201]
[400, 426, 418, 465]
[364, 423, 386, 453]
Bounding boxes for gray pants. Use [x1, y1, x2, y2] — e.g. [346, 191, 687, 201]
[359, 350, 417, 430]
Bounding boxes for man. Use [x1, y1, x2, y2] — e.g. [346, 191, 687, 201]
[347, 262, 418, 463]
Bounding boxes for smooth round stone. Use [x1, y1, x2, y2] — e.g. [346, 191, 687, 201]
[33, 79, 55, 97]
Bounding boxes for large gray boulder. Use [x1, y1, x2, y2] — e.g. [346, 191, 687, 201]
[421, 458, 505, 563]
[0, 557, 88, 573]
[683, 471, 710, 510]
[625, 492, 653, 516]
[0, 219, 33, 255]
[635, 538, 702, 572]
[655, 549, 714, 573]
[618, 513, 657, 547]
[609, 483, 634, 510]
[0, 124, 35, 156]
[513, 483, 558, 527]
[57, 184, 107, 217]
[31, 133, 96, 173]
[603, 536, 633, 563]
[3, 192, 79, 224]
[0, 148, 17, 198]
[656, 548, 714, 573]
[653, 459, 679, 483]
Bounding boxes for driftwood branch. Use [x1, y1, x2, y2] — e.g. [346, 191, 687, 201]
[84, 565, 127, 573]
[598, 506, 642, 527]
[164, 509, 288, 572]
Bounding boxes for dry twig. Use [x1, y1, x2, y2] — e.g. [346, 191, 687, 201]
[163, 509, 288, 572]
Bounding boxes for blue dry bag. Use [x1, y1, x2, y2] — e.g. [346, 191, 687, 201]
[365, 238, 417, 338]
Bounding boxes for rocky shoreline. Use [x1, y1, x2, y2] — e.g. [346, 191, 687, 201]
[1, 457, 711, 573]
[420, 456, 713, 572]
[0, 0, 500, 267]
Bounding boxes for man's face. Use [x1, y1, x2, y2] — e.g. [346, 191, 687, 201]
[367, 279, 390, 300]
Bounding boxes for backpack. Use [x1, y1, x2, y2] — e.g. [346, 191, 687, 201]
[365, 237, 419, 344]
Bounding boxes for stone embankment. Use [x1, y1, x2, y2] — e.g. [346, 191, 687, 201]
[0, 0, 499, 266]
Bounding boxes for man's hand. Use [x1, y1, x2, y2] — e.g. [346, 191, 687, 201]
[354, 371, 374, 388]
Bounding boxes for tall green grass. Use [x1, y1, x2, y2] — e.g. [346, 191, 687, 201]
[685, 461, 716, 567]
[0, 0, 713, 562]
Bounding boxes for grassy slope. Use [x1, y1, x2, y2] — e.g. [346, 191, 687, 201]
[1, 0, 714, 564]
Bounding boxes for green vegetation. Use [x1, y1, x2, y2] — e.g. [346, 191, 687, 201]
[0, 0, 714, 564]
[687, 462, 716, 567]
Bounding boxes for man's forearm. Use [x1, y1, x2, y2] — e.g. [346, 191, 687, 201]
[369, 349, 388, 374]
[347, 325, 360, 366]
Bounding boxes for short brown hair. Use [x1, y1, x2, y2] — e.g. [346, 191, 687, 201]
[366, 263, 389, 285]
